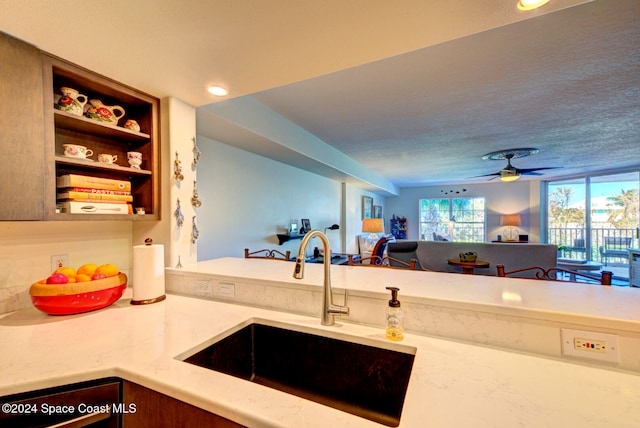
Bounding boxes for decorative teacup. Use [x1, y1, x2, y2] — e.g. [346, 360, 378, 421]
[127, 151, 142, 169]
[124, 119, 141, 132]
[63, 144, 93, 159]
[56, 87, 88, 117]
[98, 154, 118, 164]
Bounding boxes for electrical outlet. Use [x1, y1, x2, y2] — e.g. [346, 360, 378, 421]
[561, 328, 620, 363]
[51, 254, 69, 272]
[217, 282, 235, 298]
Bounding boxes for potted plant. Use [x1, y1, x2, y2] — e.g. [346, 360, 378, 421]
[557, 245, 568, 259]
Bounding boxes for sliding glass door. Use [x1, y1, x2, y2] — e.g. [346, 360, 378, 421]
[547, 171, 639, 282]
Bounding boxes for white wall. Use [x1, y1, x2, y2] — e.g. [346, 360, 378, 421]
[133, 97, 195, 267]
[384, 180, 542, 242]
[341, 184, 386, 254]
[196, 136, 344, 260]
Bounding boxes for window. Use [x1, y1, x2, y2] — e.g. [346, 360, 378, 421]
[419, 197, 486, 242]
[546, 171, 639, 278]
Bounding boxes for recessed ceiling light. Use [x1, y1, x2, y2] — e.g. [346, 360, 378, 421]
[517, 0, 550, 10]
[207, 86, 228, 97]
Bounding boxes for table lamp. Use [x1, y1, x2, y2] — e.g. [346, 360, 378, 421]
[501, 214, 522, 241]
[362, 218, 385, 248]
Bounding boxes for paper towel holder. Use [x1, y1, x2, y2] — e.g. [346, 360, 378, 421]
[131, 238, 167, 306]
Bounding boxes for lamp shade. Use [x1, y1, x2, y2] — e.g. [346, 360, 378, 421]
[362, 218, 384, 233]
[500, 214, 522, 226]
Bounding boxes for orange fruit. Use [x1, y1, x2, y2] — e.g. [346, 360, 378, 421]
[95, 263, 119, 278]
[77, 263, 98, 277]
[67, 277, 77, 283]
[76, 273, 92, 282]
[54, 267, 76, 279]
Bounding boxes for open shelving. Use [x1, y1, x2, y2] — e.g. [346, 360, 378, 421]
[41, 54, 160, 221]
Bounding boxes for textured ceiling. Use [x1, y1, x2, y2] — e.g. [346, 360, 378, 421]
[249, 0, 640, 187]
[1, 0, 637, 190]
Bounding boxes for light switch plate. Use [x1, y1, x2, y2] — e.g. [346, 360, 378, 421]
[195, 279, 212, 297]
[218, 282, 235, 298]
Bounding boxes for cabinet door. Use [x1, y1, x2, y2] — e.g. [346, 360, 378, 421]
[0, 33, 47, 220]
[122, 381, 246, 427]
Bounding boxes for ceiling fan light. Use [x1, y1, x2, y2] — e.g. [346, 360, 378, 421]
[500, 174, 520, 182]
[500, 169, 520, 182]
[517, 0, 550, 11]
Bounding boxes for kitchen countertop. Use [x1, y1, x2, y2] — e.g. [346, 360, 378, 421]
[1, 291, 639, 427]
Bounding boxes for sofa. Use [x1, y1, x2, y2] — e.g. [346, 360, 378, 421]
[397, 241, 557, 278]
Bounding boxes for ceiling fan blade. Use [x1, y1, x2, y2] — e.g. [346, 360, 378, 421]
[519, 166, 562, 174]
[468, 172, 500, 179]
[521, 171, 543, 176]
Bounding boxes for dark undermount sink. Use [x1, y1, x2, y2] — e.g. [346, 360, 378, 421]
[180, 319, 416, 427]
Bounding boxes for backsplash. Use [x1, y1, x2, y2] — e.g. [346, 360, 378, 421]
[0, 221, 133, 314]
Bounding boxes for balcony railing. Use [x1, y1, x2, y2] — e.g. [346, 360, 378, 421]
[548, 227, 637, 266]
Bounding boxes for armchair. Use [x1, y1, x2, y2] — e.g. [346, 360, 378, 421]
[599, 237, 632, 266]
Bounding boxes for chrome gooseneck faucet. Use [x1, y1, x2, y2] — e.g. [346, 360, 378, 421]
[293, 230, 349, 326]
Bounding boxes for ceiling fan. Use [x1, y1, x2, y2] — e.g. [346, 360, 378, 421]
[473, 148, 561, 182]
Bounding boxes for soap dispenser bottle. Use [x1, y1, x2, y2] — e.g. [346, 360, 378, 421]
[385, 286, 404, 341]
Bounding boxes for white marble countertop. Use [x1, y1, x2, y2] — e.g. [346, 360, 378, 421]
[1, 291, 639, 427]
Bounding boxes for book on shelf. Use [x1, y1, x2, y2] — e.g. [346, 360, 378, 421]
[59, 201, 133, 215]
[57, 191, 133, 202]
[66, 187, 131, 195]
[56, 174, 131, 192]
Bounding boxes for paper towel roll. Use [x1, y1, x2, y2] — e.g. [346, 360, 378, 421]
[132, 243, 166, 304]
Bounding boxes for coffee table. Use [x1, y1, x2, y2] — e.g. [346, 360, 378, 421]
[556, 259, 603, 281]
[448, 258, 490, 275]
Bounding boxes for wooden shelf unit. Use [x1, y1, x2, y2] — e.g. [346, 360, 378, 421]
[42, 53, 160, 221]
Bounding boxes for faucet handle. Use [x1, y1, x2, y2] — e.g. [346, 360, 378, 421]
[328, 304, 349, 316]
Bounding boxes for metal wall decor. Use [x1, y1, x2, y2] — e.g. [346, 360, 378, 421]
[175, 255, 183, 269]
[192, 137, 201, 168]
[440, 188, 467, 195]
[191, 216, 199, 243]
[174, 198, 184, 227]
[173, 151, 184, 181]
[191, 180, 202, 207]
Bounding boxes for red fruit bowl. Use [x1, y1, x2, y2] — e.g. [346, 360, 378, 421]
[29, 273, 127, 315]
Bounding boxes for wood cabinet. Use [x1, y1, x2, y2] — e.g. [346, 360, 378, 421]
[0, 378, 247, 427]
[122, 381, 246, 427]
[0, 31, 160, 221]
[41, 53, 160, 221]
[0, 33, 47, 220]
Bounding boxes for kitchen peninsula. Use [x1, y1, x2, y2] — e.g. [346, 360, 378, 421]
[166, 258, 640, 372]
[0, 288, 639, 428]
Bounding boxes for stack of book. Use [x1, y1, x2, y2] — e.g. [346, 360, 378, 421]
[56, 174, 133, 214]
